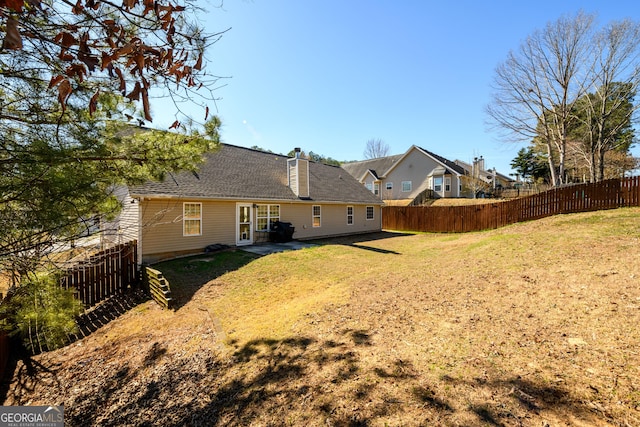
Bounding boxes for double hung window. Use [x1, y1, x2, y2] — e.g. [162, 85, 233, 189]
[312, 205, 321, 227]
[434, 177, 443, 192]
[183, 203, 202, 236]
[366, 206, 374, 220]
[347, 206, 354, 225]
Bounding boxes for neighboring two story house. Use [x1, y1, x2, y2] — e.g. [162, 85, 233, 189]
[342, 145, 467, 205]
[342, 146, 515, 204]
[105, 144, 383, 264]
[454, 157, 515, 191]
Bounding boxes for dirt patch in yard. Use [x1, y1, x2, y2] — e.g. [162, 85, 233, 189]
[3, 208, 640, 426]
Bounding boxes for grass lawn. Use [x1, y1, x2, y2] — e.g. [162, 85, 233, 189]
[4, 207, 640, 426]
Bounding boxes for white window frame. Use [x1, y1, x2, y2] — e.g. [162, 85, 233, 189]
[366, 206, 374, 220]
[434, 176, 443, 192]
[183, 202, 202, 236]
[347, 206, 354, 225]
[401, 181, 412, 192]
[445, 177, 451, 192]
[386, 182, 393, 190]
[255, 204, 280, 232]
[312, 205, 321, 228]
[374, 183, 380, 195]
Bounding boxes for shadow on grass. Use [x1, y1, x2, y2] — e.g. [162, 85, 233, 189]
[150, 234, 414, 309]
[312, 231, 414, 246]
[349, 243, 401, 255]
[444, 373, 585, 426]
[72, 289, 150, 341]
[153, 236, 410, 310]
[0, 337, 57, 407]
[312, 231, 413, 255]
[0, 289, 150, 404]
[153, 250, 260, 310]
[20, 328, 616, 427]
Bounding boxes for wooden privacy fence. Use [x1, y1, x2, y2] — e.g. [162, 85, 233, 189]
[60, 240, 138, 308]
[383, 176, 640, 233]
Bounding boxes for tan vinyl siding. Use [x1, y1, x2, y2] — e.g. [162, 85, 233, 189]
[287, 158, 310, 197]
[297, 159, 309, 198]
[384, 149, 441, 200]
[288, 161, 298, 194]
[102, 186, 139, 245]
[140, 199, 236, 261]
[278, 203, 381, 240]
[140, 199, 382, 262]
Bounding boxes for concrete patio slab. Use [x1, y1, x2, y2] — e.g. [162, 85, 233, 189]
[240, 240, 316, 255]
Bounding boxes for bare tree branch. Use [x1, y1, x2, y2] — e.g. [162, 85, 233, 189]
[363, 138, 390, 159]
[487, 12, 596, 186]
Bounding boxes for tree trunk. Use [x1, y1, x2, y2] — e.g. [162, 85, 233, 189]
[546, 143, 559, 187]
[558, 141, 566, 186]
[597, 147, 606, 181]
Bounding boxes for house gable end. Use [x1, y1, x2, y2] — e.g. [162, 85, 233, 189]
[365, 169, 379, 181]
[381, 145, 420, 177]
[414, 146, 465, 176]
[341, 155, 402, 182]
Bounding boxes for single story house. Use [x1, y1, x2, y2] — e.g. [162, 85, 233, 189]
[341, 145, 467, 205]
[104, 144, 383, 264]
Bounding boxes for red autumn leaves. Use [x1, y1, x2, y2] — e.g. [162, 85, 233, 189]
[1, 0, 204, 121]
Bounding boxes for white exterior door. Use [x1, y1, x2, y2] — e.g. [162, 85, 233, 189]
[236, 204, 253, 245]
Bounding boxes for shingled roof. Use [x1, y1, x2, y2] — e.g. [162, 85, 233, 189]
[130, 144, 382, 204]
[341, 146, 466, 180]
[340, 154, 403, 181]
[416, 147, 466, 175]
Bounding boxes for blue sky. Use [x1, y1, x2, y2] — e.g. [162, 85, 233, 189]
[154, 1, 640, 175]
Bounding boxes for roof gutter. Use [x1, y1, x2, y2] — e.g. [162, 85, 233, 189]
[130, 193, 384, 206]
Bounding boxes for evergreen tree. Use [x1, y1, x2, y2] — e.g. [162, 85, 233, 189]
[0, 1, 223, 268]
[510, 147, 550, 183]
[0, 1, 223, 288]
[0, 270, 84, 352]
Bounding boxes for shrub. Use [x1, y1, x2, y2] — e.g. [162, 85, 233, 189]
[0, 271, 83, 353]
